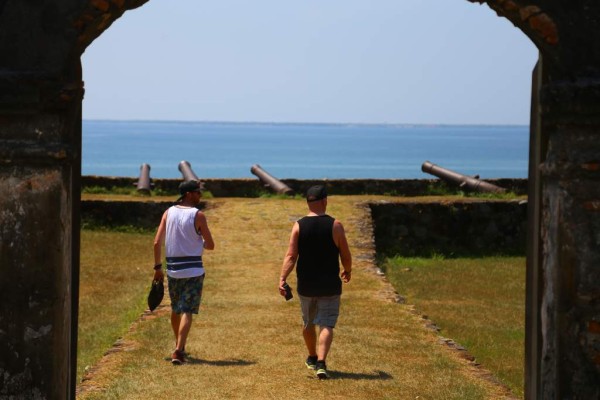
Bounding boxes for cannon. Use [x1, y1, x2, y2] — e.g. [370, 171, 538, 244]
[178, 160, 205, 190]
[178, 160, 200, 182]
[250, 164, 294, 195]
[421, 161, 506, 193]
[134, 163, 153, 195]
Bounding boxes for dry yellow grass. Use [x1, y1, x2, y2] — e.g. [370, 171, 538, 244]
[78, 230, 151, 382]
[383, 255, 525, 397]
[77, 196, 514, 399]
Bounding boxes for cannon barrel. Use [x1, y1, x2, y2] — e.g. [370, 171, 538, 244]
[421, 161, 506, 193]
[178, 160, 200, 182]
[135, 163, 153, 194]
[250, 164, 294, 195]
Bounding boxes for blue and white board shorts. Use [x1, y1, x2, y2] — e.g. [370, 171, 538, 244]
[168, 274, 205, 314]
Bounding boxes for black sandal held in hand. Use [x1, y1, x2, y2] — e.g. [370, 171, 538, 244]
[147, 279, 164, 312]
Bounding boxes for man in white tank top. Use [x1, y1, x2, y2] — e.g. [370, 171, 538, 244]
[153, 180, 215, 365]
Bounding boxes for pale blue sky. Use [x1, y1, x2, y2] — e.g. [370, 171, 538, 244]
[81, 0, 538, 125]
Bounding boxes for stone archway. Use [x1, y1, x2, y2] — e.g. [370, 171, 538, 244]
[1, 1, 599, 398]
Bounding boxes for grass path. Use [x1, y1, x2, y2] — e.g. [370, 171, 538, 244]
[77, 196, 514, 399]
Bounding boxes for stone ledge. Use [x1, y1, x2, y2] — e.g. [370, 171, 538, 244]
[371, 200, 527, 257]
[81, 200, 206, 230]
[82, 176, 528, 197]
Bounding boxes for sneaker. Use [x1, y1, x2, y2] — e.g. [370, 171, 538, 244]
[174, 344, 187, 357]
[315, 361, 328, 379]
[171, 349, 185, 365]
[305, 355, 318, 370]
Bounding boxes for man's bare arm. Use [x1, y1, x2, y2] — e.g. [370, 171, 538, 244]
[333, 220, 352, 283]
[279, 222, 299, 295]
[152, 210, 168, 280]
[196, 211, 215, 250]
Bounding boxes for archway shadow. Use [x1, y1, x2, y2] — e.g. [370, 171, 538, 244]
[326, 370, 393, 380]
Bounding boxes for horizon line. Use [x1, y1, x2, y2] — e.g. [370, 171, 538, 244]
[82, 118, 529, 127]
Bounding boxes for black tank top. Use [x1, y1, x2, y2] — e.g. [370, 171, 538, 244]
[296, 215, 341, 296]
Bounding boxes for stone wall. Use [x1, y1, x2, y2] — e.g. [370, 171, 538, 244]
[82, 197, 527, 257]
[81, 200, 206, 230]
[371, 200, 528, 257]
[2, 0, 599, 397]
[82, 176, 528, 197]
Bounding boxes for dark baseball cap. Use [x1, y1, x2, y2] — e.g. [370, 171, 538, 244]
[177, 180, 202, 201]
[306, 185, 327, 202]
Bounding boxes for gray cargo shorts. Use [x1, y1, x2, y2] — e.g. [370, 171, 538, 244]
[299, 294, 341, 328]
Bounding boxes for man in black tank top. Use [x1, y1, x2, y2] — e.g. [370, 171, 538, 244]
[279, 185, 352, 379]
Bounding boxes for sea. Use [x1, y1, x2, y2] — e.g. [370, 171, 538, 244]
[82, 120, 529, 180]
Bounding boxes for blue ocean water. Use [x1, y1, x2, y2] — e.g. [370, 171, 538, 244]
[82, 120, 529, 179]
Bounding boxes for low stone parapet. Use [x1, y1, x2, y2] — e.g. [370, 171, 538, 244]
[82, 176, 528, 197]
[81, 200, 206, 230]
[370, 200, 527, 257]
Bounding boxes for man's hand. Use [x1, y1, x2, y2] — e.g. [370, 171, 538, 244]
[153, 268, 164, 282]
[278, 278, 287, 296]
[341, 270, 351, 283]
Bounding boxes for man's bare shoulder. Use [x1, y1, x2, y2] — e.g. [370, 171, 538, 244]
[333, 219, 345, 229]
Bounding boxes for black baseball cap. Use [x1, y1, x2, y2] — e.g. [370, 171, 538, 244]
[306, 185, 327, 202]
[177, 180, 202, 201]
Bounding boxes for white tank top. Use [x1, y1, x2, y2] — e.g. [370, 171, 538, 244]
[165, 206, 205, 278]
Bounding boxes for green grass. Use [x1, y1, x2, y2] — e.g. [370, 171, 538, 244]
[421, 182, 523, 199]
[82, 186, 144, 196]
[82, 185, 213, 198]
[463, 191, 523, 199]
[381, 255, 525, 398]
[78, 229, 154, 383]
[257, 192, 303, 199]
